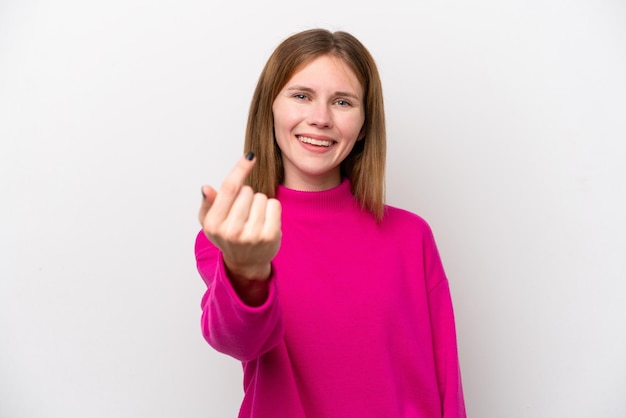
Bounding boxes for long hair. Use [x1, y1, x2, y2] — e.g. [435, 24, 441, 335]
[244, 28, 386, 221]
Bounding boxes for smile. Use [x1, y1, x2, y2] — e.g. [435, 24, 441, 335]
[297, 136, 335, 147]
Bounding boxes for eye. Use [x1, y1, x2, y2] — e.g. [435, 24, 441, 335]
[335, 99, 352, 107]
[293, 93, 308, 100]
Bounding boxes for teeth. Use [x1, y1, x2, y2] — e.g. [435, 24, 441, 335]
[298, 136, 333, 147]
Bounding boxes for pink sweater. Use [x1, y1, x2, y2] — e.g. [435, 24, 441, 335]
[195, 179, 466, 417]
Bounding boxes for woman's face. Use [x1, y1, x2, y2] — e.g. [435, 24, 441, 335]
[272, 54, 365, 191]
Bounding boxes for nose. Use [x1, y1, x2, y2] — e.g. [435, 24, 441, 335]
[307, 102, 332, 128]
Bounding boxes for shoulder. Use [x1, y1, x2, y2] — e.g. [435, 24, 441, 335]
[383, 205, 432, 232]
[380, 205, 439, 247]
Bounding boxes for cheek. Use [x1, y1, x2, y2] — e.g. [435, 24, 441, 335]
[343, 114, 366, 140]
[272, 103, 294, 130]
[272, 107, 294, 145]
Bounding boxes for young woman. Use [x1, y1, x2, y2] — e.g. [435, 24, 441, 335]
[196, 28, 466, 418]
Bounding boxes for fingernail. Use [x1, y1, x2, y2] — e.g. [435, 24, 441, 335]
[245, 151, 255, 161]
[201, 188, 206, 199]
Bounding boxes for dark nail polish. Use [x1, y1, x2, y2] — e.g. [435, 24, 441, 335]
[245, 151, 255, 161]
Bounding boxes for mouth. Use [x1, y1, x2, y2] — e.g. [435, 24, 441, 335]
[297, 135, 335, 147]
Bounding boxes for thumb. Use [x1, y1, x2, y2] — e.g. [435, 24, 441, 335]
[198, 185, 218, 225]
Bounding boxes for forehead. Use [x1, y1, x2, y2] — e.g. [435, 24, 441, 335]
[285, 55, 363, 94]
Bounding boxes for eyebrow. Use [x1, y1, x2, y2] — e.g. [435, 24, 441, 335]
[285, 85, 362, 100]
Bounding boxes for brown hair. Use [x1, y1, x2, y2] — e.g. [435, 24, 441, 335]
[244, 28, 386, 221]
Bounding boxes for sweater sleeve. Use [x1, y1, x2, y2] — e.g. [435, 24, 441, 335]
[423, 227, 467, 418]
[194, 230, 284, 362]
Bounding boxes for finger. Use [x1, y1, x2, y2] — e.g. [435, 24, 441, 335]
[243, 192, 269, 238]
[262, 198, 282, 240]
[210, 153, 256, 222]
[223, 186, 255, 237]
[198, 185, 217, 225]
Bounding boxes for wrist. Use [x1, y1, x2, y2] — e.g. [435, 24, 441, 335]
[222, 259, 272, 307]
[224, 260, 271, 281]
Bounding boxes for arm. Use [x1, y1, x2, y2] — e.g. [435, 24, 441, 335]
[422, 227, 467, 417]
[428, 279, 466, 417]
[195, 154, 284, 361]
[195, 231, 283, 361]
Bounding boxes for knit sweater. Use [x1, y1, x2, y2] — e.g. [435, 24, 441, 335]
[195, 179, 466, 418]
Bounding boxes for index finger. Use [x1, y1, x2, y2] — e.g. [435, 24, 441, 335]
[209, 152, 256, 221]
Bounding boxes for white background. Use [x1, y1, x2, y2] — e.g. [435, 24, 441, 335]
[1, 1, 625, 417]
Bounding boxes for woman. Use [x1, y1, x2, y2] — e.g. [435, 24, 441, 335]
[196, 28, 466, 417]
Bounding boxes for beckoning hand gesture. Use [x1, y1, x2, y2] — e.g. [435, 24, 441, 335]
[198, 153, 282, 306]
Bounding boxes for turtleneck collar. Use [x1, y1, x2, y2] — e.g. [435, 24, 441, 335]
[275, 178, 356, 214]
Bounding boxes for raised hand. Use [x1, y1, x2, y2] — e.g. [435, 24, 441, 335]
[198, 153, 282, 306]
